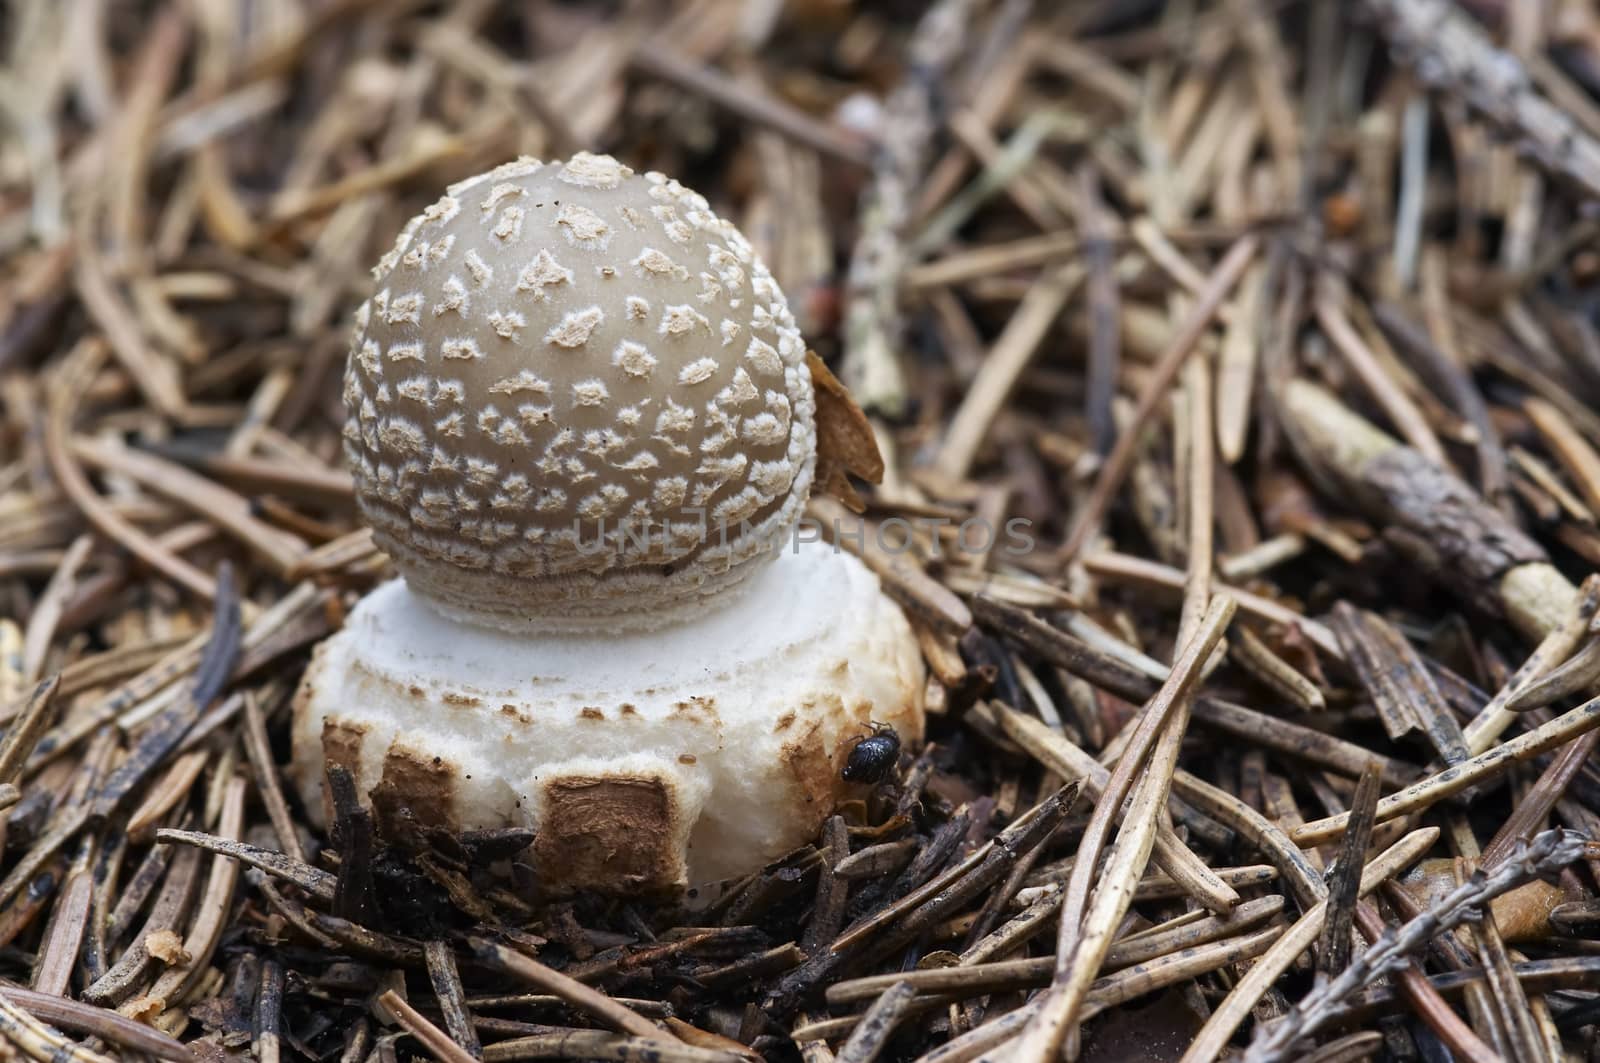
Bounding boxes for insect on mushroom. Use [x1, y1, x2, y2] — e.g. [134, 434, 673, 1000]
[841, 723, 901, 784]
[292, 152, 926, 896]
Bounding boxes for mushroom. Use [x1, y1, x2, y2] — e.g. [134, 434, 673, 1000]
[292, 153, 925, 895]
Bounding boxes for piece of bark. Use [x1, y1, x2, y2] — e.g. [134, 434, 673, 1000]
[1281, 380, 1572, 641]
[1363, 0, 1600, 201]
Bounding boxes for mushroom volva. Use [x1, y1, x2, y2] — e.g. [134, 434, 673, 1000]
[292, 153, 925, 895]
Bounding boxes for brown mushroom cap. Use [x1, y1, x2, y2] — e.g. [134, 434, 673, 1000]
[343, 153, 817, 631]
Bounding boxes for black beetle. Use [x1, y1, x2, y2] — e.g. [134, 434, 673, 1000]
[841, 723, 900, 784]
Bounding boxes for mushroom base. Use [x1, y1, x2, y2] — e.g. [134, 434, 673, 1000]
[290, 539, 925, 895]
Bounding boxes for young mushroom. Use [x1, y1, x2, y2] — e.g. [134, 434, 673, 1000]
[292, 153, 925, 895]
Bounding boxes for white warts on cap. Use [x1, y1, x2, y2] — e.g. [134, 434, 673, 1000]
[344, 152, 819, 633]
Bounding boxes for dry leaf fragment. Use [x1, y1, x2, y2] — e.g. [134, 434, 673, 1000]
[808, 349, 884, 513]
[124, 995, 165, 1023]
[145, 928, 191, 966]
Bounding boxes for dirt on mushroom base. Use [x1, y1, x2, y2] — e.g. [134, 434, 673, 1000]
[290, 539, 924, 891]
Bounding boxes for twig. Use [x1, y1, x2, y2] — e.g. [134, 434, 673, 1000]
[71, 438, 306, 576]
[91, 563, 241, 820]
[0, 676, 60, 784]
[83, 845, 202, 1005]
[1313, 277, 1446, 464]
[1177, 827, 1440, 1063]
[836, 982, 916, 1063]
[829, 895, 1284, 1006]
[912, 925, 1287, 1063]
[833, 784, 1080, 957]
[934, 265, 1083, 481]
[1362, 0, 1600, 200]
[971, 598, 1152, 703]
[1291, 696, 1600, 845]
[1075, 165, 1119, 457]
[1350, 900, 1499, 1063]
[1374, 298, 1508, 506]
[482, 1032, 745, 1063]
[1502, 637, 1600, 713]
[20, 535, 92, 683]
[1315, 761, 1382, 977]
[1013, 596, 1236, 1062]
[1059, 233, 1260, 561]
[627, 49, 869, 169]
[42, 341, 215, 601]
[30, 838, 93, 996]
[1281, 380, 1572, 642]
[424, 941, 481, 1059]
[1189, 699, 1414, 786]
[465, 938, 676, 1044]
[1081, 551, 1342, 656]
[241, 691, 306, 865]
[0, 991, 116, 1063]
[841, 0, 975, 414]
[145, 777, 247, 1007]
[1330, 604, 1469, 765]
[990, 703, 1239, 912]
[1467, 574, 1600, 751]
[0, 986, 191, 1061]
[156, 828, 334, 901]
[1245, 830, 1588, 1062]
[256, 958, 284, 1063]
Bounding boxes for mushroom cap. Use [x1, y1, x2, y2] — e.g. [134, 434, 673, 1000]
[343, 153, 817, 632]
[291, 540, 926, 893]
